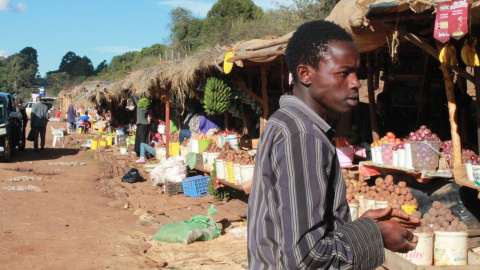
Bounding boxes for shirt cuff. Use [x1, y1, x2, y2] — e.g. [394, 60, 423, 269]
[336, 217, 384, 269]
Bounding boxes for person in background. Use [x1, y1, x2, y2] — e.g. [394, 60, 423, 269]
[16, 98, 28, 151]
[136, 127, 162, 163]
[30, 96, 49, 152]
[199, 113, 224, 135]
[247, 20, 420, 269]
[78, 111, 91, 129]
[133, 94, 150, 157]
[66, 104, 76, 133]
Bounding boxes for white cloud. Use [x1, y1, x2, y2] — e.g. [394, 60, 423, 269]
[93, 46, 141, 54]
[157, 0, 214, 17]
[0, 50, 10, 57]
[0, 0, 26, 12]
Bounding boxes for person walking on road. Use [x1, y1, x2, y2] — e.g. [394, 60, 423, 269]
[247, 20, 420, 270]
[30, 96, 49, 152]
[16, 98, 28, 151]
[66, 104, 76, 133]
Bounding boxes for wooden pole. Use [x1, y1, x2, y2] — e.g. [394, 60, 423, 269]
[260, 66, 268, 134]
[416, 54, 432, 127]
[165, 93, 170, 159]
[474, 66, 480, 152]
[367, 56, 380, 141]
[436, 42, 462, 167]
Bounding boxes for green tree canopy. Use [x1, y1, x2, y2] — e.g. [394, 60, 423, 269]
[169, 7, 204, 52]
[0, 47, 39, 95]
[57, 51, 94, 77]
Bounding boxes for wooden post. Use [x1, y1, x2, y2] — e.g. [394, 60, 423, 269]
[416, 54, 432, 127]
[260, 65, 268, 133]
[474, 67, 480, 151]
[165, 92, 170, 159]
[367, 57, 380, 141]
[436, 42, 462, 167]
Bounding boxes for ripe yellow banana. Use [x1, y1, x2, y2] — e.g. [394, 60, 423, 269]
[460, 39, 480, 67]
[439, 44, 458, 66]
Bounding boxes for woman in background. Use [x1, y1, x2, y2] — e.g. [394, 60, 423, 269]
[66, 105, 76, 133]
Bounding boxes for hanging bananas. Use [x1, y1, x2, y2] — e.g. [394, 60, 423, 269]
[460, 39, 480, 67]
[439, 44, 458, 66]
[203, 77, 231, 115]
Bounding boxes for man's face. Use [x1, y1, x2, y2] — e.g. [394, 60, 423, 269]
[305, 41, 361, 114]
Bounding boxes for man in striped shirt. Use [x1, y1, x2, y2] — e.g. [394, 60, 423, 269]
[247, 20, 420, 269]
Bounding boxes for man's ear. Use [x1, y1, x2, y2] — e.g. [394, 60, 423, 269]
[297, 64, 311, 87]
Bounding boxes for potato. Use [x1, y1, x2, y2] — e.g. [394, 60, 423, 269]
[422, 226, 433, 233]
[398, 181, 407, 188]
[445, 214, 454, 222]
[442, 221, 450, 228]
[451, 219, 459, 227]
[437, 216, 446, 224]
[457, 222, 468, 231]
[351, 199, 359, 203]
[411, 211, 422, 219]
[419, 218, 426, 226]
[400, 188, 408, 196]
[411, 198, 418, 206]
[385, 175, 394, 186]
[375, 177, 384, 187]
[346, 194, 353, 201]
[365, 186, 370, 192]
[387, 185, 395, 192]
[429, 216, 437, 224]
[392, 202, 402, 209]
[397, 196, 405, 205]
[361, 182, 368, 187]
[428, 208, 437, 217]
[446, 225, 456, 232]
[347, 173, 355, 179]
[346, 188, 353, 194]
[433, 201, 442, 209]
[432, 224, 441, 231]
[394, 187, 401, 195]
[423, 213, 431, 220]
[405, 193, 413, 201]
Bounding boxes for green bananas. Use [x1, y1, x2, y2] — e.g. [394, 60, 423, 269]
[137, 98, 151, 110]
[203, 77, 231, 115]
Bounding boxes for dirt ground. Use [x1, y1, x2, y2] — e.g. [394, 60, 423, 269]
[0, 121, 248, 270]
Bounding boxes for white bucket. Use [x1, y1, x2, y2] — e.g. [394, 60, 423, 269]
[223, 162, 229, 182]
[180, 146, 188, 157]
[191, 139, 199, 153]
[233, 163, 242, 185]
[216, 159, 225, 179]
[434, 231, 468, 265]
[375, 147, 383, 164]
[206, 152, 220, 171]
[225, 134, 238, 147]
[465, 163, 474, 181]
[405, 143, 413, 169]
[348, 203, 359, 221]
[156, 147, 166, 161]
[365, 199, 376, 211]
[354, 195, 365, 216]
[120, 147, 128, 155]
[400, 232, 433, 266]
[240, 164, 254, 183]
[375, 200, 388, 210]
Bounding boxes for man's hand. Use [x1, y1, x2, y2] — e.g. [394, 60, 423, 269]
[361, 206, 421, 231]
[377, 220, 419, 253]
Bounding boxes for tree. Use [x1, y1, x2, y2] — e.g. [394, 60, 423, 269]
[0, 47, 39, 94]
[57, 51, 94, 77]
[201, 0, 264, 46]
[169, 8, 204, 52]
[275, 0, 339, 27]
[95, 60, 108, 75]
[20, 47, 38, 65]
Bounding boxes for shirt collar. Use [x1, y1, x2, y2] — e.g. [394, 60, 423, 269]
[279, 95, 336, 137]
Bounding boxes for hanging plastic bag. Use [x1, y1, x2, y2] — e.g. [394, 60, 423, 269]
[151, 205, 221, 244]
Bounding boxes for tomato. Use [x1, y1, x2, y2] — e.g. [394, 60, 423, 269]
[395, 138, 402, 144]
[388, 138, 396, 143]
[386, 132, 395, 139]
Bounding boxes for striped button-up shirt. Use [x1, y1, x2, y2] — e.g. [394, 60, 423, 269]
[248, 95, 384, 269]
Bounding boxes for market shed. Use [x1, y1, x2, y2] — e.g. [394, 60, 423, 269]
[326, 0, 480, 192]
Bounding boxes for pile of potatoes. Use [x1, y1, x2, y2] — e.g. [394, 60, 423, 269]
[412, 201, 468, 233]
[203, 141, 219, 153]
[343, 170, 360, 204]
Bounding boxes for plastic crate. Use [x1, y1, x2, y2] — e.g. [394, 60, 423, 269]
[182, 175, 210, 198]
[165, 181, 183, 196]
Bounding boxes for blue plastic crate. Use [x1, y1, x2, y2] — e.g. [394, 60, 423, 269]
[182, 175, 210, 198]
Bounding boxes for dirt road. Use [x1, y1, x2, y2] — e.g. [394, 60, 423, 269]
[0, 121, 248, 270]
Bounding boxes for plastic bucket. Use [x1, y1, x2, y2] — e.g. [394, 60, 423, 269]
[106, 137, 113, 146]
[337, 146, 354, 168]
[233, 163, 242, 185]
[218, 134, 225, 148]
[410, 141, 440, 171]
[191, 139, 199, 153]
[240, 164, 254, 183]
[120, 147, 127, 155]
[98, 126, 104, 133]
[349, 203, 359, 221]
[216, 159, 225, 179]
[99, 141, 107, 147]
[354, 195, 365, 216]
[472, 165, 480, 186]
[401, 232, 433, 265]
[465, 163, 474, 181]
[225, 134, 238, 147]
[402, 204, 418, 215]
[91, 141, 99, 150]
[78, 127, 83, 134]
[169, 142, 180, 156]
[226, 162, 234, 184]
[156, 147, 166, 161]
[207, 152, 221, 168]
[380, 143, 397, 165]
[224, 162, 229, 182]
[375, 200, 388, 210]
[434, 231, 468, 265]
[375, 146, 383, 164]
[365, 199, 376, 211]
[198, 139, 212, 154]
[180, 146, 188, 157]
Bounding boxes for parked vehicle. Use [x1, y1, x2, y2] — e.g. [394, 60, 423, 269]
[25, 97, 56, 119]
[25, 101, 34, 119]
[0, 92, 22, 161]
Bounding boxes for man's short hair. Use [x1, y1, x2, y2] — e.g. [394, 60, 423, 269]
[286, 20, 353, 82]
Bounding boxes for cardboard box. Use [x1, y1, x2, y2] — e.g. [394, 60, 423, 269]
[240, 138, 259, 149]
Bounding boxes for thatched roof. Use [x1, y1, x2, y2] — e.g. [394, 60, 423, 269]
[70, 81, 110, 108]
[326, 0, 480, 53]
[124, 48, 225, 106]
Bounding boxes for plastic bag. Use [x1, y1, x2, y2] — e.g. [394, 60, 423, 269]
[122, 168, 141, 183]
[152, 205, 221, 244]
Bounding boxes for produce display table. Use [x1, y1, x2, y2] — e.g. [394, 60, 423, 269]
[359, 161, 453, 183]
[213, 177, 244, 191]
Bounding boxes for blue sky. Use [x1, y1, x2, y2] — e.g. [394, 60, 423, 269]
[0, 0, 279, 77]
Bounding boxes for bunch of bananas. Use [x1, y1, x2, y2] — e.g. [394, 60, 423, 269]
[203, 77, 231, 115]
[137, 98, 151, 110]
[460, 39, 480, 67]
[439, 44, 457, 66]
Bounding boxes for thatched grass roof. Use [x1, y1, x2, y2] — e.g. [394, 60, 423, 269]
[124, 47, 225, 106]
